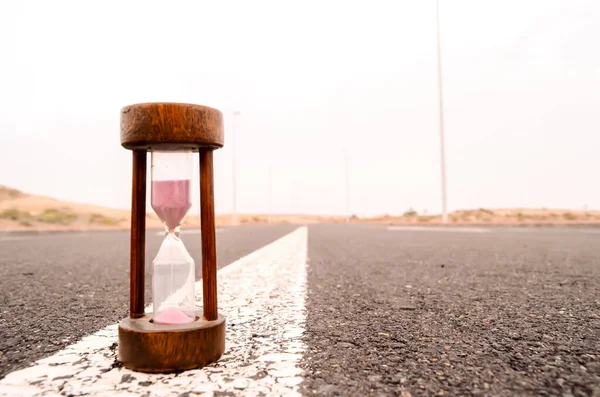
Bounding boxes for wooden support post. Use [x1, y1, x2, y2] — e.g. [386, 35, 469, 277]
[200, 149, 218, 321]
[130, 150, 147, 318]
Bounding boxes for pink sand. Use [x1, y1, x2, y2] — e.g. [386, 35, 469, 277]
[153, 307, 194, 325]
[151, 179, 191, 231]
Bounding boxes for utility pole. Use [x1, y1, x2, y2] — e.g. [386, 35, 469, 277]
[344, 148, 350, 222]
[231, 110, 241, 226]
[267, 165, 272, 224]
[436, 0, 448, 224]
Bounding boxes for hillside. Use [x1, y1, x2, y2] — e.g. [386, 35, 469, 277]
[1, 185, 599, 231]
[0, 185, 148, 230]
[358, 207, 600, 225]
[0, 186, 341, 231]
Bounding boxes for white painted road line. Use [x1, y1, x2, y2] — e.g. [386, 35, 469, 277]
[0, 227, 308, 397]
[388, 226, 491, 233]
[496, 227, 600, 234]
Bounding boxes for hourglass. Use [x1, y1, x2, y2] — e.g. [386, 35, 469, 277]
[117, 102, 225, 373]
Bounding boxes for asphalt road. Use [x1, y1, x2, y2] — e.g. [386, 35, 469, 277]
[300, 225, 600, 397]
[0, 224, 296, 379]
[1, 224, 599, 396]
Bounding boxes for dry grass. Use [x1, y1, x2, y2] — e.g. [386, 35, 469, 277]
[1, 185, 599, 231]
[0, 186, 137, 230]
[0, 185, 342, 230]
[353, 207, 600, 225]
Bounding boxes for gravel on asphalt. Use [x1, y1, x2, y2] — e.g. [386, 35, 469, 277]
[300, 225, 600, 397]
[0, 224, 295, 379]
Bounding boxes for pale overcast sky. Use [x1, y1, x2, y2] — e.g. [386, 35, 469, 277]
[0, 0, 599, 217]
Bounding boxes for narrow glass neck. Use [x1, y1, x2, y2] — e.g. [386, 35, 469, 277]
[164, 226, 181, 236]
[163, 230, 180, 241]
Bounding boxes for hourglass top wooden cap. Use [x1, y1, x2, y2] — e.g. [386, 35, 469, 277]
[120, 102, 224, 150]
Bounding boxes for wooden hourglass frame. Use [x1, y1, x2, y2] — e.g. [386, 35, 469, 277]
[117, 102, 225, 373]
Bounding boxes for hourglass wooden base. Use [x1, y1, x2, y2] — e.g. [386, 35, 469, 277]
[118, 313, 226, 373]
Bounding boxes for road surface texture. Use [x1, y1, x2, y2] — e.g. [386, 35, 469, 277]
[0, 224, 296, 379]
[0, 224, 599, 396]
[300, 225, 600, 397]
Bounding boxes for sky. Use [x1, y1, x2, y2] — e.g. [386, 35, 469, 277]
[0, 0, 599, 217]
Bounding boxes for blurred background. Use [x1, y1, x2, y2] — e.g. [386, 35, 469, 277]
[0, 0, 599, 227]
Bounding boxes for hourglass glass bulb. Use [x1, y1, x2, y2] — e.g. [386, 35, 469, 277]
[151, 151, 193, 232]
[150, 150, 196, 324]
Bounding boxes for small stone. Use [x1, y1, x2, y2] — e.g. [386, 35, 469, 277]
[368, 375, 382, 382]
[391, 372, 402, 383]
[400, 391, 413, 397]
[317, 384, 342, 395]
[53, 374, 74, 381]
[398, 304, 417, 310]
[120, 374, 135, 383]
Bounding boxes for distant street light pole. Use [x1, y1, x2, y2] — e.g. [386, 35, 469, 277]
[267, 165, 272, 224]
[344, 148, 350, 222]
[231, 110, 241, 225]
[436, 0, 448, 224]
